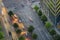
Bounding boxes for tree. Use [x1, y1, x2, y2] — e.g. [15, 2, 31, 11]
[28, 25, 34, 33]
[0, 26, 2, 31]
[45, 21, 52, 29]
[13, 23, 18, 29]
[32, 33, 38, 39]
[54, 34, 60, 40]
[19, 36, 25, 40]
[37, 10, 42, 16]
[16, 29, 22, 34]
[49, 29, 56, 36]
[0, 32, 4, 39]
[34, 5, 39, 12]
[8, 11, 14, 17]
[41, 15, 47, 23]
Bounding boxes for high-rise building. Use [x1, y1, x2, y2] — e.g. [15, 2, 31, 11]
[40, 0, 60, 27]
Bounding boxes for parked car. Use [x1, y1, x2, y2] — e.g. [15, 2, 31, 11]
[32, 0, 35, 3]
[28, 17, 33, 22]
[8, 31, 12, 36]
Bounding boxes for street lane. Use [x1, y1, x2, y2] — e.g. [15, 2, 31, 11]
[16, 5, 52, 40]
[3, 0, 53, 40]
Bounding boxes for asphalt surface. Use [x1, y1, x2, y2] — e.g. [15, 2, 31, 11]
[3, 0, 53, 40]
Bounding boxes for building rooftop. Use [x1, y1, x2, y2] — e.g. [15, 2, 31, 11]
[44, 0, 60, 16]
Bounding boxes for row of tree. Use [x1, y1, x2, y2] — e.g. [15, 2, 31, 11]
[34, 5, 47, 24]
[8, 11, 38, 40]
[33, 5, 60, 40]
[8, 11, 22, 35]
[28, 25, 38, 39]
[18, 25, 38, 40]
[8, 11, 23, 40]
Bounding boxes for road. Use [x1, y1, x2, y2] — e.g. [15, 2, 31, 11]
[16, 5, 52, 40]
[3, 0, 53, 40]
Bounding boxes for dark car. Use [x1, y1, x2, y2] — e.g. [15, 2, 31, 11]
[9, 31, 12, 36]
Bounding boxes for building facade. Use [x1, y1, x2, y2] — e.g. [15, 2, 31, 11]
[40, 0, 60, 27]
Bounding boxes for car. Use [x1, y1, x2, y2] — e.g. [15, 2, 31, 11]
[21, 4, 24, 7]
[8, 31, 12, 36]
[32, 0, 35, 3]
[19, 20, 22, 23]
[28, 17, 33, 22]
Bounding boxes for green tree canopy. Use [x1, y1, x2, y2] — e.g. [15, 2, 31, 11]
[0, 26, 2, 31]
[28, 25, 34, 33]
[54, 34, 60, 40]
[41, 15, 47, 23]
[37, 10, 42, 16]
[49, 29, 56, 35]
[8, 11, 14, 16]
[16, 29, 22, 34]
[19, 36, 25, 40]
[0, 32, 4, 39]
[13, 23, 19, 29]
[45, 21, 52, 29]
[34, 5, 39, 12]
[32, 33, 38, 39]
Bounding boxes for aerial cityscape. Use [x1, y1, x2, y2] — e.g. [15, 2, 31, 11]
[0, 0, 60, 40]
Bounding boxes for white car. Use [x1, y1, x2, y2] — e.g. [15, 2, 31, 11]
[29, 17, 33, 22]
[19, 20, 22, 23]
